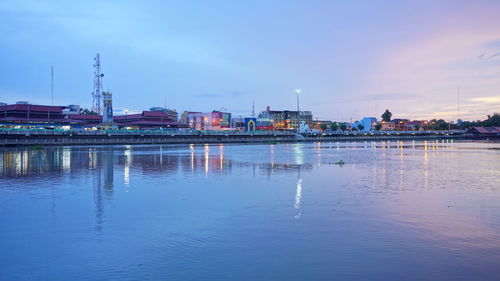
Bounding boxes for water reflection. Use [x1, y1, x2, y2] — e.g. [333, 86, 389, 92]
[1, 141, 500, 281]
[294, 166, 303, 219]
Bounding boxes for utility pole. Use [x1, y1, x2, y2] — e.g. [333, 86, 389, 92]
[51, 66, 54, 106]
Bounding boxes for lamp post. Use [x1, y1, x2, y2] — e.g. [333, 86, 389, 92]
[295, 89, 301, 133]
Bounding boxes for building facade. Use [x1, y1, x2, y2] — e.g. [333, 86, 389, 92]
[258, 106, 313, 130]
[361, 117, 377, 132]
[182, 111, 231, 131]
[114, 110, 183, 129]
[0, 102, 69, 127]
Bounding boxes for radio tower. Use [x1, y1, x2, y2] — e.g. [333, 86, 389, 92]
[91, 53, 104, 114]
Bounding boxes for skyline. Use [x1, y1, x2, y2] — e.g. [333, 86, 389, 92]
[1, 0, 500, 121]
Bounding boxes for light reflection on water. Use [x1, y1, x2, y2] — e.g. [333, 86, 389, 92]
[0, 140, 500, 281]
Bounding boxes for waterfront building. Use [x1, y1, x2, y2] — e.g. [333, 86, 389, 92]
[67, 114, 103, 127]
[466, 126, 500, 137]
[256, 118, 274, 131]
[392, 119, 410, 131]
[360, 117, 377, 132]
[150, 107, 178, 121]
[0, 102, 69, 127]
[244, 118, 257, 132]
[0, 102, 109, 129]
[352, 121, 363, 131]
[180, 111, 202, 129]
[406, 120, 426, 131]
[182, 111, 231, 131]
[311, 120, 333, 131]
[102, 92, 113, 124]
[114, 110, 184, 129]
[230, 117, 245, 131]
[258, 106, 313, 130]
[380, 121, 396, 131]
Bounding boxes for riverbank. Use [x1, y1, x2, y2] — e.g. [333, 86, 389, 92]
[0, 129, 476, 147]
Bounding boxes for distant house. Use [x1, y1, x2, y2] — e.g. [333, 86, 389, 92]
[380, 121, 395, 131]
[406, 120, 426, 131]
[392, 119, 409, 131]
[466, 127, 500, 137]
[312, 120, 333, 131]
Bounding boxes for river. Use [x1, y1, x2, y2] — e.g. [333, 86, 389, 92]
[1, 140, 499, 281]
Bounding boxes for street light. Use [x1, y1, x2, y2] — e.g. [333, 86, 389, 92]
[295, 89, 301, 132]
[295, 89, 301, 112]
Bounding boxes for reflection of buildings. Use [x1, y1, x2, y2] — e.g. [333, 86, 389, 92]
[92, 147, 115, 230]
[294, 167, 303, 219]
[0, 144, 321, 223]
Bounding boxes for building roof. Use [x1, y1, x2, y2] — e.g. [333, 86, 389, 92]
[114, 111, 176, 120]
[0, 104, 65, 113]
[468, 126, 500, 134]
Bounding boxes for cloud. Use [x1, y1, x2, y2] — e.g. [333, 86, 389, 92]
[489, 52, 500, 59]
[195, 91, 247, 98]
[364, 23, 500, 120]
[363, 93, 419, 101]
[477, 51, 500, 60]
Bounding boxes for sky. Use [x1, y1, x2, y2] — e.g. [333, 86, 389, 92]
[0, 0, 499, 121]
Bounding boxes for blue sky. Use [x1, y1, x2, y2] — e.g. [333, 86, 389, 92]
[1, 0, 499, 121]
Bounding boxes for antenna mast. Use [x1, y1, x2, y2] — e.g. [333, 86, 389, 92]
[457, 86, 461, 121]
[51, 66, 54, 106]
[252, 101, 255, 117]
[92, 53, 104, 114]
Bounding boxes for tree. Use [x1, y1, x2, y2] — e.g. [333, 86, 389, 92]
[375, 123, 382, 131]
[340, 123, 347, 131]
[427, 119, 449, 130]
[357, 124, 364, 131]
[482, 113, 500, 127]
[381, 109, 392, 122]
[331, 122, 339, 131]
[320, 123, 327, 131]
[81, 108, 98, 115]
[414, 124, 420, 131]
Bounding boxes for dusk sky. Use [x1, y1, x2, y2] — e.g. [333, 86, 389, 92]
[1, 0, 499, 121]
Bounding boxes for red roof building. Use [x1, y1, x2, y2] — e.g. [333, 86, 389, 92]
[0, 103, 69, 125]
[114, 110, 187, 129]
[466, 126, 500, 136]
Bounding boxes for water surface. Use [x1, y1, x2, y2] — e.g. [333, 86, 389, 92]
[1, 140, 500, 281]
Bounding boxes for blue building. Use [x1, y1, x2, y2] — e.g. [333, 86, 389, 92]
[244, 118, 257, 132]
[361, 117, 377, 132]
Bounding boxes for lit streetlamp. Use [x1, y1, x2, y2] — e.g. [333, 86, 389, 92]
[295, 89, 301, 132]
